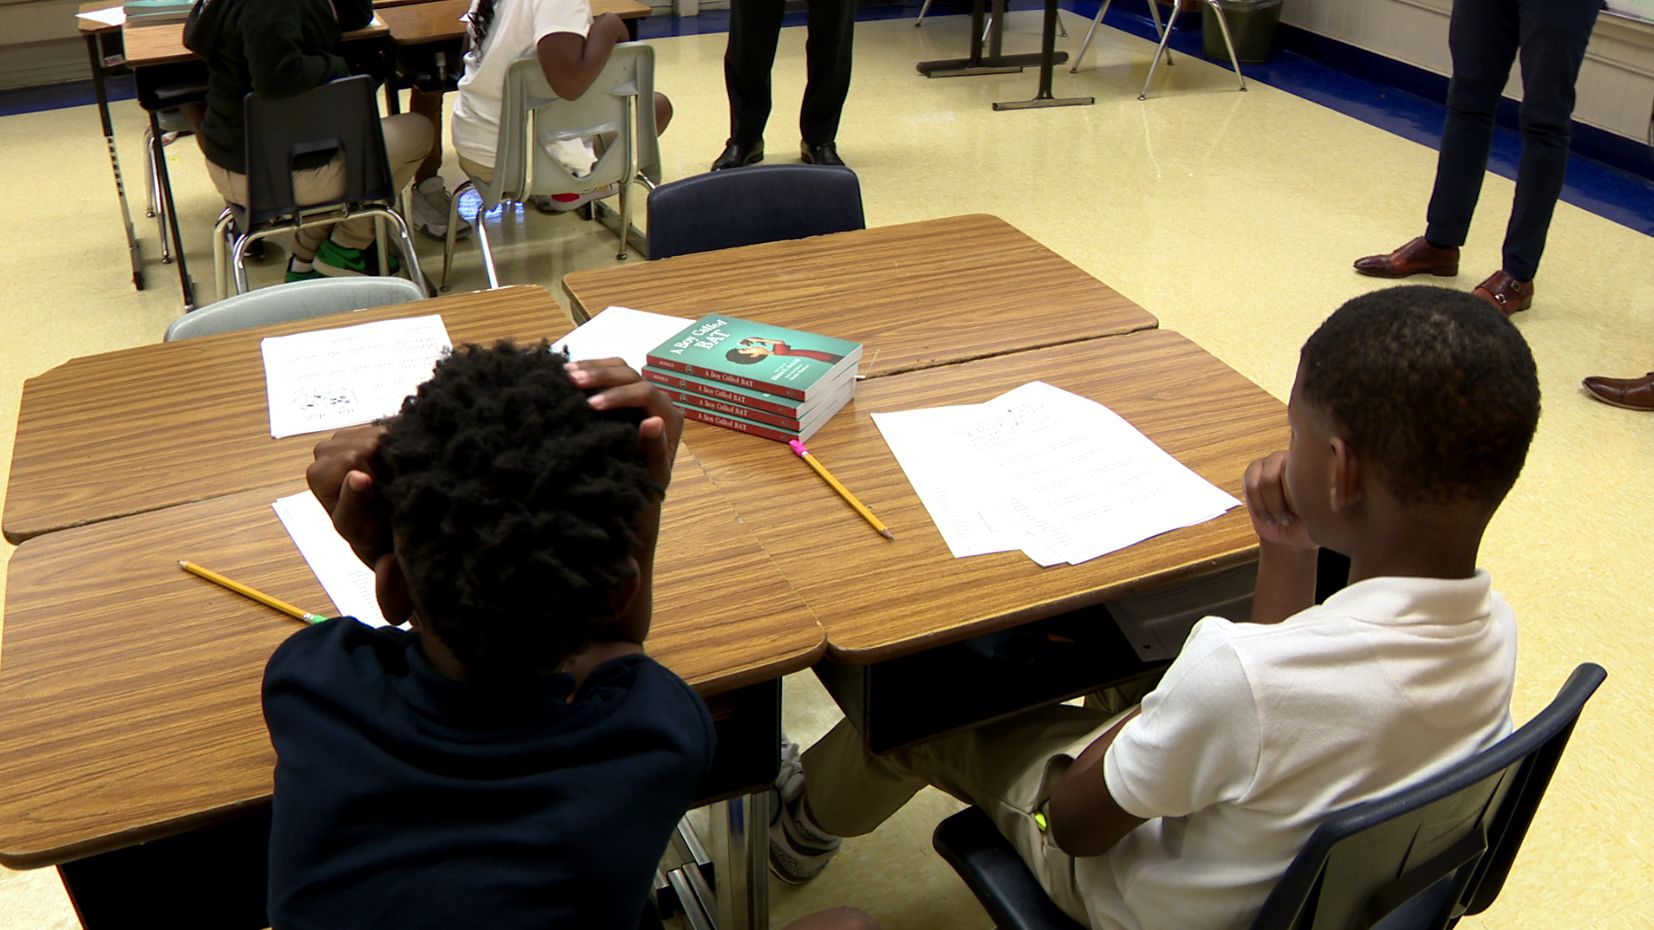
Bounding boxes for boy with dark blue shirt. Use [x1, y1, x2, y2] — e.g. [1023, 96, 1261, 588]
[266, 346, 712, 929]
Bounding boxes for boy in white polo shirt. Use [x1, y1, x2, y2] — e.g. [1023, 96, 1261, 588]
[773, 285, 1540, 930]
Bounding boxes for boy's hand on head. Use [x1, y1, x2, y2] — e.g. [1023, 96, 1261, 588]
[1243, 451, 1316, 551]
[307, 426, 393, 568]
[565, 358, 685, 491]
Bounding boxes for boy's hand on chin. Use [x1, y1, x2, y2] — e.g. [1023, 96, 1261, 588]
[1243, 451, 1316, 551]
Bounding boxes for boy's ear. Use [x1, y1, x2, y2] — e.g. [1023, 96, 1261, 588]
[374, 552, 416, 627]
[1328, 435, 1364, 514]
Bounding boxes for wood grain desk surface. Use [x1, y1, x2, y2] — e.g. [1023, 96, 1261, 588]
[379, 0, 648, 42]
[680, 329, 1288, 662]
[562, 214, 1159, 379]
[121, 13, 390, 67]
[0, 448, 822, 870]
[4, 285, 568, 544]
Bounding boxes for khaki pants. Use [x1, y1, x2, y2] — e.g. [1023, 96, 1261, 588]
[205, 112, 433, 258]
[802, 683, 1153, 925]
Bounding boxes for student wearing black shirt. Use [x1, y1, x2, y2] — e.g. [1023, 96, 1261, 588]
[187, 0, 433, 281]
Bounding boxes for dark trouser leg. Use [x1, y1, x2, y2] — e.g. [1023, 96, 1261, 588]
[1499, 0, 1600, 281]
[800, 0, 856, 146]
[409, 88, 445, 185]
[725, 0, 785, 145]
[1425, 0, 1521, 250]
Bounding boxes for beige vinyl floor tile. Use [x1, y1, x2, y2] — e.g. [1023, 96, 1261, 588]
[1, 10, 1650, 929]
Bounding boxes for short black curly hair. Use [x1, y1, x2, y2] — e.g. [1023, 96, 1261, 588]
[376, 342, 659, 682]
[1299, 285, 1540, 512]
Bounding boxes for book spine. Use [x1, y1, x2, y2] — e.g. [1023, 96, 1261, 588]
[664, 389, 806, 430]
[645, 354, 809, 402]
[679, 406, 799, 443]
[643, 368, 804, 418]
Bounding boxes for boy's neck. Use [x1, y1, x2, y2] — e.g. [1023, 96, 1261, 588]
[1344, 510, 1487, 585]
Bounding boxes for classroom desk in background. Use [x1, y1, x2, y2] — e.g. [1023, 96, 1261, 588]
[562, 214, 1159, 376]
[677, 329, 1289, 752]
[3, 285, 565, 544]
[0, 448, 820, 929]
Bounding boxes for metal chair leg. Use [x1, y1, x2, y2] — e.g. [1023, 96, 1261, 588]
[914, 0, 933, 26]
[1147, 0, 1172, 65]
[1204, 0, 1248, 92]
[211, 207, 235, 303]
[381, 210, 430, 297]
[146, 126, 174, 264]
[1071, 0, 1115, 72]
[1138, 3, 1180, 99]
[475, 210, 501, 290]
[441, 179, 473, 292]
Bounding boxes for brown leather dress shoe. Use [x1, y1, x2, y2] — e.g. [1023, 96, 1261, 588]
[1353, 236, 1460, 278]
[1473, 270, 1534, 316]
[1582, 372, 1654, 411]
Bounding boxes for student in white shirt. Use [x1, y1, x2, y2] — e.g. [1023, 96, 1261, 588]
[450, 0, 671, 212]
[772, 285, 1541, 930]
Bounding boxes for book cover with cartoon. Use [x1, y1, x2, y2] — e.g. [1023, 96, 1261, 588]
[646, 315, 863, 401]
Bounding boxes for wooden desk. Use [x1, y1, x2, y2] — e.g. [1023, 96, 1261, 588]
[679, 330, 1288, 749]
[121, 13, 390, 67]
[0, 449, 819, 925]
[562, 214, 1158, 378]
[3, 285, 566, 544]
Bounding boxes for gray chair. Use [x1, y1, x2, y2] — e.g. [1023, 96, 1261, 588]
[932, 662, 1607, 930]
[644, 164, 865, 262]
[1069, 0, 1246, 101]
[164, 277, 426, 342]
[441, 44, 662, 291]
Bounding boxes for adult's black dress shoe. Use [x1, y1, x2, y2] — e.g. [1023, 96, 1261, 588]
[711, 140, 764, 171]
[800, 142, 845, 167]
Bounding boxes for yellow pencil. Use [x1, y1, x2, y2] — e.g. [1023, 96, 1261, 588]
[178, 560, 327, 625]
[788, 439, 895, 540]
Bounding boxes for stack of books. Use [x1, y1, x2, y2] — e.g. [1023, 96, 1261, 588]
[644, 314, 862, 443]
[123, 0, 195, 24]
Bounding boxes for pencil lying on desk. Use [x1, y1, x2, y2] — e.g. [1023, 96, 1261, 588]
[788, 439, 895, 540]
[178, 561, 326, 625]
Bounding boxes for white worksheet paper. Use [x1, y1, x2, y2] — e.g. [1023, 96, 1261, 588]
[77, 7, 126, 26]
[551, 306, 693, 373]
[260, 315, 452, 438]
[272, 492, 392, 627]
[874, 382, 1240, 566]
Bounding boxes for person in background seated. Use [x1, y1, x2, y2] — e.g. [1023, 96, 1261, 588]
[771, 286, 1540, 930]
[187, 0, 433, 281]
[287, 347, 878, 930]
[450, 0, 671, 217]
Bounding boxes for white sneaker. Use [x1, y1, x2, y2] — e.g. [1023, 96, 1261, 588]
[410, 177, 472, 240]
[769, 736, 841, 884]
[530, 182, 620, 214]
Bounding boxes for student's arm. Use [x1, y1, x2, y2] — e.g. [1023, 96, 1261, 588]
[565, 358, 685, 646]
[1046, 708, 1147, 857]
[535, 13, 631, 100]
[1242, 451, 1320, 624]
[240, 5, 348, 99]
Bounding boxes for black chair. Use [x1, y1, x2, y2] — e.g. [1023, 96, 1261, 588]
[211, 74, 425, 299]
[933, 663, 1607, 930]
[644, 164, 865, 261]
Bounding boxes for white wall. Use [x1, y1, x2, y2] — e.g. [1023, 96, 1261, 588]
[1282, 0, 1654, 143]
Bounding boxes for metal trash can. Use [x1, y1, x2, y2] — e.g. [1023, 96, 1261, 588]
[1202, 0, 1284, 64]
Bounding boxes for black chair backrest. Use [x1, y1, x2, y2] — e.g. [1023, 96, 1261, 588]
[1250, 662, 1606, 930]
[240, 74, 393, 229]
[645, 164, 866, 260]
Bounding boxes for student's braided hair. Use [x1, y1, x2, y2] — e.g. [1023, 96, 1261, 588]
[466, 0, 498, 49]
[1299, 286, 1540, 513]
[376, 341, 659, 683]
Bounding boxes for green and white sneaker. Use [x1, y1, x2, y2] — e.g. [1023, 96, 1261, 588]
[315, 239, 401, 278]
[284, 257, 322, 283]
